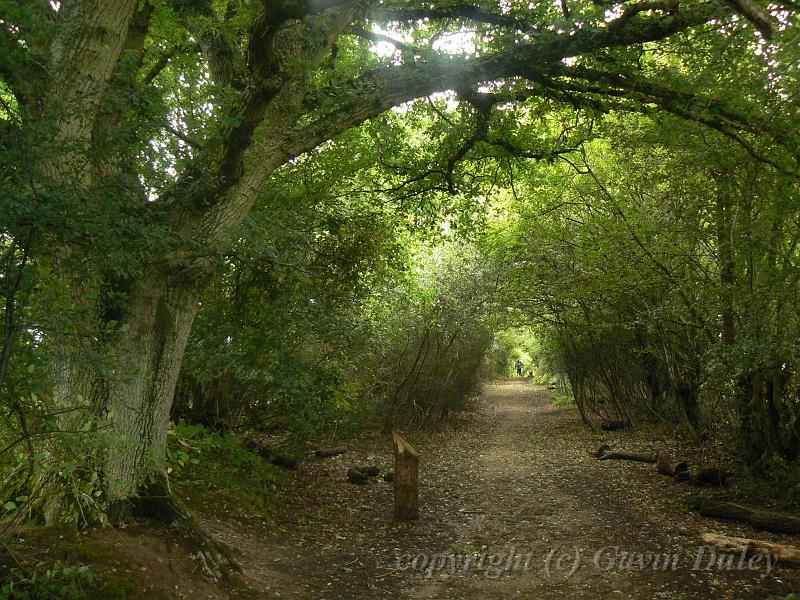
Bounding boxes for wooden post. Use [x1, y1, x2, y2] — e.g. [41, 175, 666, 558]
[392, 432, 419, 521]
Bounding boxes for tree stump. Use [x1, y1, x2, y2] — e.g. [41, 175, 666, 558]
[392, 432, 419, 521]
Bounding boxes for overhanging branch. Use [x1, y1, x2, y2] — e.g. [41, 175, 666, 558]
[370, 4, 526, 28]
[168, 0, 764, 252]
[349, 25, 419, 53]
[538, 64, 800, 169]
[284, 2, 725, 160]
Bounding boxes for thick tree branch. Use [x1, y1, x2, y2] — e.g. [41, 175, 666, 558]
[168, 1, 740, 255]
[542, 64, 799, 163]
[247, 0, 356, 78]
[516, 75, 797, 175]
[370, 4, 525, 28]
[724, 0, 777, 38]
[42, 0, 140, 184]
[284, 2, 725, 160]
[163, 2, 363, 239]
[171, 0, 244, 89]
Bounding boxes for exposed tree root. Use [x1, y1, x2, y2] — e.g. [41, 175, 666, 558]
[128, 475, 243, 581]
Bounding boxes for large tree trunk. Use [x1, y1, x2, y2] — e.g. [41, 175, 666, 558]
[38, 0, 360, 512]
[103, 277, 200, 499]
[52, 270, 202, 505]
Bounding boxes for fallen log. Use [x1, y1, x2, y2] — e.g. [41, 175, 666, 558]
[598, 451, 657, 464]
[656, 449, 688, 477]
[701, 533, 800, 564]
[600, 420, 628, 431]
[246, 439, 299, 470]
[691, 498, 800, 534]
[314, 447, 347, 458]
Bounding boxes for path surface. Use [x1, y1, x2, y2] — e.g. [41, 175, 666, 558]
[209, 380, 800, 599]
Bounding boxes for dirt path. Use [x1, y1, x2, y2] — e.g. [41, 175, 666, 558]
[210, 380, 800, 599]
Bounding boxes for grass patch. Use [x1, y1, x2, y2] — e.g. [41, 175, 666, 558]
[447, 543, 482, 555]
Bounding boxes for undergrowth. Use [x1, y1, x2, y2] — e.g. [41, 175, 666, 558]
[167, 422, 285, 517]
[551, 394, 575, 407]
[0, 559, 136, 600]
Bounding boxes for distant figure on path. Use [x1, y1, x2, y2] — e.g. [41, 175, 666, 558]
[515, 359, 524, 377]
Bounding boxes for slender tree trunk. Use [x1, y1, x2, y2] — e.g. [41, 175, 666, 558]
[715, 179, 736, 346]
